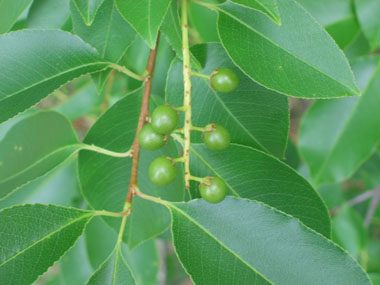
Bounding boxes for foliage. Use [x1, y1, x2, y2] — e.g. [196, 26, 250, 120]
[0, 0, 379, 284]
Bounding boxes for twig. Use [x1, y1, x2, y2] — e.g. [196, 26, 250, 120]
[126, 33, 161, 203]
[365, 189, 380, 227]
[330, 187, 380, 216]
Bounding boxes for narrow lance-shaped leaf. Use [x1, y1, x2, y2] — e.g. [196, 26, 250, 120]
[230, 0, 281, 25]
[0, 111, 95, 200]
[115, 0, 172, 48]
[167, 43, 289, 158]
[0, 30, 109, 124]
[169, 198, 371, 284]
[0, 0, 33, 34]
[72, 0, 105, 25]
[299, 56, 380, 185]
[355, 0, 380, 51]
[189, 143, 331, 237]
[0, 204, 95, 284]
[217, 0, 360, 98]
[79, 89, 185, 249]
[87, 249, 135, 285]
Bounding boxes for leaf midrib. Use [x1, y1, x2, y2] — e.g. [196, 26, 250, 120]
[0, 143, 84, 183]
[0, 211, 93, 267]
[169, 203, 273, 284]
[217, 3, 359, 95]
[1, 62, 109, 100]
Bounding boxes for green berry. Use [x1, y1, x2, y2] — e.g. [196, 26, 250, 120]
[138, 123, 165, 150]
[202, 124, 230, 151]
[149, 156, 177, 186]
[199, 176, 227, 204]
[151, 105, 179, 134]
[210, 68, 239, 93]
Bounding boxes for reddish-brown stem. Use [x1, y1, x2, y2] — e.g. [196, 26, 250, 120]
[125, 33, 160, 203]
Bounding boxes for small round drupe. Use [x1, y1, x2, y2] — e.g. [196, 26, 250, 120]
[151, 105, 179, 135]
[138, 123, 165, 150]
[199, 176, 227, 204]
[149, 156, 176, 186]
[210, 68, 239, 93]
[202, 124, 230, 151]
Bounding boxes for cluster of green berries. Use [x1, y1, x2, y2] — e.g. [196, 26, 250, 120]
[138, 68, 239, 203]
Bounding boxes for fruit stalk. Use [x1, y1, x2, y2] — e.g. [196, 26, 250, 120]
[181, 0, 192, 189]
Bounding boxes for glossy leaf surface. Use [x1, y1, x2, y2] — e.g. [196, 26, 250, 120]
[71, 0, 135, 62]
[161, 0, 201, 69]
[0, 204, 94, 284]
[355, 0, 380, 51]
[230, 0, 281, 24]
[189, 144, 330, 237]
[79, 88, 185, 249]
[87, 250, 135, 285]
[167, 43, 289, 158]
[299, 56, 380, 185]
[0, 0, 32, 34]
[27, 0, 71, 29]
[217, 0, 359, 98]
[297, 0, 359, 49]
[72, 0, 105, 25]
[0, 111, 84, 200]
[116, 0, 172, 48]
[85, 217, 159, 284]
[0, 30, 109, 123]
[169, 198, 370, 284]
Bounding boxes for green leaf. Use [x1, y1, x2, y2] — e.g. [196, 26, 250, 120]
[72, 0, 105, 25]
[27, 0, 71, 29]
[161, 0, 201, 69]
[189, 2, 219, 42]
[169, 198, 371, 284]
[370, 273, 380, 285]
[332, 205, 367, 259]
[355, 0, 380, 51]
[0, 111, 86, 200]
[60, 236, 93, 285]
[0, 0, 33, 34]
[71, 0, 135, 62]
[71, 0, 136, 91]
[0, 160, 81, 209]
[0, 204, 94, 284]
[0, 30, 109, 123]
[115, 0, 172, 49]
[78, 88, 185, 249]
[230, 0, 281, 25]
[189, 144, 331, 237]
[345, 32, 371, 61]
[167, 43, 289, 158]
[55, 82, 104, 120]
[297, 0, 360, 49]
[217, 0, 360, 98]
[299, 56, 380, 185]
[85, 217, 159, 284]
[87, 249, 135, 285]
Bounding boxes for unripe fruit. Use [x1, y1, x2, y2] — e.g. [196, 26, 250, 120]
[202, 124, 230, 151]
[151, 105, 179, 135]
[210, 68, 239, 93]
[149, 156, 176, 186]
[199, 176, 227, 203]
[138, 123, 165, 150]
